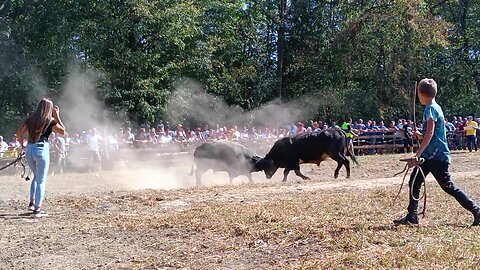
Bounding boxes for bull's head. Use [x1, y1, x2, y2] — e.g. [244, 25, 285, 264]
[254, 158, 278, 179]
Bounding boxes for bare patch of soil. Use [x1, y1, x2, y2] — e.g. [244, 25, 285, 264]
[1, 151, 480, 269]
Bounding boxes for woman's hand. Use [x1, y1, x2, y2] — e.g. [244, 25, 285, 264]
[52, 105, 60, 119]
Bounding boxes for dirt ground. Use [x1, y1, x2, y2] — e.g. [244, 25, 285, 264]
[1, 151, 480, 269]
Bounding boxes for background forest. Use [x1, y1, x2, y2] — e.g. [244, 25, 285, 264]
[0, 0, 479, 134]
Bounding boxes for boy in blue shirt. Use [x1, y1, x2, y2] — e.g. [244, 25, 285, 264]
[394, 78, 480, 226]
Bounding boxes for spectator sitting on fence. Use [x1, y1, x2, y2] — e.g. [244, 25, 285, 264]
[228, 126, 241, 141]
[174, 124, 188, 144]
[377, 121, 389, 132]
[211, 125, 219, 139]
[202, 125, 210, 140]
[355, 119, 366, 131]
[165, 127, 174, 138]
[215, 127, 227, 140]
[205, 128, 213, 141]
[396, 119, 404, 129]
[147, 128, 157, 144]
[256, 127, 266, 139]
[270, 128, 279, 138]
[0, 135, 8, 158]
[297, 122, 307, 134]
[365, 119, 375, 131]
[123, 127, 135, 143]
[189, 128, 204, 142]
[328, 121, 336, 129]
[415, 121, 423, 131]
[134, 128, 149, 147]
[157, 120, 164, 132]
[288, 124, 298, 136]
[306, 122, 313, 133]
[386, 120, 399, 143]
[240, 126, 249, 139]
[159, 131, 172, 144]
[363, 121, 381, 154]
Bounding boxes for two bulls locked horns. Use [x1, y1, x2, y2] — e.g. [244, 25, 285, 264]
[190, 129, 359, 185]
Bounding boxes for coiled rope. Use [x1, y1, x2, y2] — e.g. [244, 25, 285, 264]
[392, 157, 427, 217]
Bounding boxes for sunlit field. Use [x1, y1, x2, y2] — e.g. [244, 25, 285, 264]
[1, 152, 480, 269]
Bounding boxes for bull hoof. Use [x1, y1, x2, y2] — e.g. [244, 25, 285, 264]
[303, 177, 311, 181]
[282, 179, 287, 182]
[334, 175, 339, 179]
[346, 175, 351, 179]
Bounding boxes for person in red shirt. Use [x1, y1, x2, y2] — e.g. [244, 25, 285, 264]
[297, 122, 307, 134]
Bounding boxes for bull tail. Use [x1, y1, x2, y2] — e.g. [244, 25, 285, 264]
[347, 149, 359, 166]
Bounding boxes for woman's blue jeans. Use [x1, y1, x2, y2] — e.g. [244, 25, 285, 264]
[25, 142, 50, 208]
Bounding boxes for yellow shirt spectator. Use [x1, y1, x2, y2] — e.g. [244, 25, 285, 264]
[465, 120, 478, 136]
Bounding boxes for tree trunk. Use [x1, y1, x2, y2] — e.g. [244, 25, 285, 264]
[277, 0, 286, 99]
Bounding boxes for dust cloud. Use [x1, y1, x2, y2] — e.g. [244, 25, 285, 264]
[53, 75, 322, 192]
[53, 73, 270, 191]
[57, 70, 111, 131]
[167, 78, 322, 129]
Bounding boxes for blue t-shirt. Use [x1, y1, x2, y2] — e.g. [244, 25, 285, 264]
[421, 101, 451, 163]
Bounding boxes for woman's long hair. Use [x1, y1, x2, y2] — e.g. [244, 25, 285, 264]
[25, 98, 54, 143]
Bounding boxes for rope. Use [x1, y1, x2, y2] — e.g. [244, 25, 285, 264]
[392, 157, 427, 217]
[0, 152, 24, 172]
[18, 155, 31, 181]
[0, 151, 30, 181]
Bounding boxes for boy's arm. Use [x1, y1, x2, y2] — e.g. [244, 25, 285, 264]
[415, 118, 435, 158]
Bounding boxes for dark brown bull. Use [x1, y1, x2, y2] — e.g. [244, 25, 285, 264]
[255, 130, 359, 181]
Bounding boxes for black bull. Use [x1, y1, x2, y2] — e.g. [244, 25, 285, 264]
[189, 140, 263, 185]
[256, 130, 359, 181]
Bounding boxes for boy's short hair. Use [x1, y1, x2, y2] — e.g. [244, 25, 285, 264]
[418, 78, 437, 98]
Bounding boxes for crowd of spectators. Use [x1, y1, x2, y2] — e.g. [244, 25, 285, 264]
[2, 115, 480, 161]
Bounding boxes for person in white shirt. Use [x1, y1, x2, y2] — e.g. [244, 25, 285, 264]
[159, 132, 173, 144]
[8, 134, 21, 149]
[86, 128, 102, 171]
[51, 133, 67, 175]
[0, 136, 8, 158]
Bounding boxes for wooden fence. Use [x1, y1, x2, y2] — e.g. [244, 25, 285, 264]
[352, 133, 409, 154]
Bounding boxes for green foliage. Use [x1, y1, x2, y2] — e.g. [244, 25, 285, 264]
[0, 0, 479, 135]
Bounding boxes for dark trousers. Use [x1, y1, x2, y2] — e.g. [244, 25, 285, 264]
[408, 159, 478, 214]
[466, 135, 477, 152]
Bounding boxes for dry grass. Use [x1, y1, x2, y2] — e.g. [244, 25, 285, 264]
[1, 152, 480, 269]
